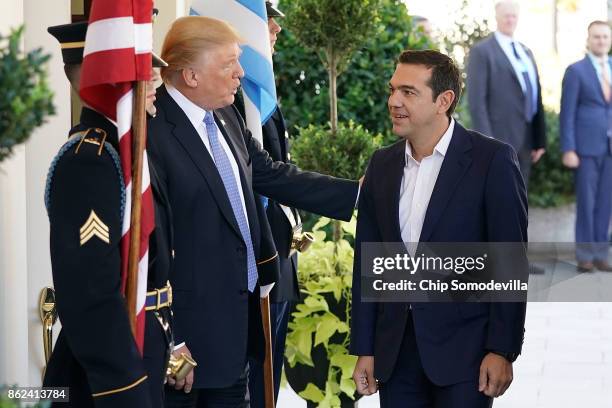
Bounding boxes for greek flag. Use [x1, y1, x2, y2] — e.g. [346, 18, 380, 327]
[190, 0, 277, 143]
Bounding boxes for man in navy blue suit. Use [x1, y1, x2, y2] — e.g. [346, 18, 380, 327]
[350, 50, 527, 407]
[560, 21, 612, 272]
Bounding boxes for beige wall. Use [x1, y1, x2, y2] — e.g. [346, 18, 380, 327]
[153, 0, 189, 54]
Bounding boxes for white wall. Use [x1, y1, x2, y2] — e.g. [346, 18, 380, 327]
[0, 0, 70, 387]
[23, 0, 72, 388]
[0, 0, 28, 388]
[153, 0, 188, 55]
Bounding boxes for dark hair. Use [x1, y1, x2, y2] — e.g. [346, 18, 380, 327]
[397, 50, 461, 117]
[588, 20, 610, 32]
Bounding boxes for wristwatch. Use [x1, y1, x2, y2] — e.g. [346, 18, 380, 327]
[488, 350, 518, 363]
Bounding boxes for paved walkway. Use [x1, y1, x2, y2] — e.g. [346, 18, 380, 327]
[278, 205, 612, 407]
[279, 302, 612, 407]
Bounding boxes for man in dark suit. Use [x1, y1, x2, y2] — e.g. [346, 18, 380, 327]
[560, 21, 612, 272]
[350, 50, 527, 407]
[44, 21, 174, 408]
[240, 3, 303, 407]
[467, 0, 546, 185]
[147, 16, 359, 407]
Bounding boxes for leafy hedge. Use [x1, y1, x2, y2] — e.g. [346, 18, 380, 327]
[528, 109, 574, 207]
[0, 27, 55, 163]
[275, 0, 433, 142]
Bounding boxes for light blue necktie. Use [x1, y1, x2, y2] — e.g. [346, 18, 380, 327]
[204, 112, 258, 292]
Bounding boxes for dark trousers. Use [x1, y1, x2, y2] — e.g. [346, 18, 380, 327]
[248, 300, 291, 408]
[575, 155, 612, 262]
[164, 365, 250, 408]
[379, 315, 493, 408]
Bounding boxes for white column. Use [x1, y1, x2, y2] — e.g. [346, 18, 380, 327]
[153, 0, 186, 55]
[0, 0, 70, 387]
[0, 0, 27, 388]
[23, 0, 71, 387]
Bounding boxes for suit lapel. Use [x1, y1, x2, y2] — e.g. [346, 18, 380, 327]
[384, 142, 406, 242]
[419, 124, 473, 242]
[490, 36, 523, 93]
[157, 85, 243, 239]
[585, 56, 611, 105]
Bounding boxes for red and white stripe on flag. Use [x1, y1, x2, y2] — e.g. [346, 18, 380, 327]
[79, 0, 155, 355]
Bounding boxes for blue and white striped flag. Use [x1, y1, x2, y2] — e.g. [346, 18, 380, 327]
[190, 0, 277, 143]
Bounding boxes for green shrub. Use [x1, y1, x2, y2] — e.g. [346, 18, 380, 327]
[292, 121, 381, 239]
[0, 26, 55, 162]
[291, 121, 382, 181]
[275, 0, 434, 143]
[528, 109, 574, 207]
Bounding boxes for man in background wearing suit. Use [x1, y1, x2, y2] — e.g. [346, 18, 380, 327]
[239, 3, 304, 407]
[351, 50, 527, 407]
[560, 21, 612, 272]
[147, 16, 359, 408]
[467, 0, 546, 185]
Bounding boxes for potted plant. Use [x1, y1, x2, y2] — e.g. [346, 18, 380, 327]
[0, 26, 55, 163]
[284, 216, 360, 408]
[279, 1, 381, 406]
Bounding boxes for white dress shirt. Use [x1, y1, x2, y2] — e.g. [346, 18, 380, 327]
[166, 84, 250, 227]
[494, 31, 538, 114]
[399, 119, 455, 246]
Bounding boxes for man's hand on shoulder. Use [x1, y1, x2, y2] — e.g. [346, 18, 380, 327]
[479, 352, 513, 398]
[353, 356, 378, 396]
[167, 344, 194, 393]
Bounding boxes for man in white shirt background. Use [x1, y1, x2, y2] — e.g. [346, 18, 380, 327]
[350, 49, 528, 407]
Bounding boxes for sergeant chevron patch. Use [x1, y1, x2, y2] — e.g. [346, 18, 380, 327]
[80, 210, 110, 245]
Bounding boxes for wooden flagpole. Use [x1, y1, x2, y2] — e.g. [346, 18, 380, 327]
[261, 296, 275, 408]
[126, 80, 148, 336]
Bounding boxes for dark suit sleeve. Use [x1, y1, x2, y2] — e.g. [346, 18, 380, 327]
[255, 192, 280, 286]
[529, 52, 547, 150]
[146, 118, 190, 347]
[349, 152, 380, 356]
[560, 65, 579, 152]
[484, 144, 528, 355]
[467, 45, 494, 137]
[48, 144, 152, 407]
[243, 126, 359, 222]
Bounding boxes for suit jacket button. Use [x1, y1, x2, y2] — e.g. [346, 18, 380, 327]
[239, 289, 248, 295]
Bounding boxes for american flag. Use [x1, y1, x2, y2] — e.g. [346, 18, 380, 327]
[79, 0, 155, 354]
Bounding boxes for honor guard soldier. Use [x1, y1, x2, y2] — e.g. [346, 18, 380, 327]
[235, 3, 314, 406]
[44, 21, 175, 408]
